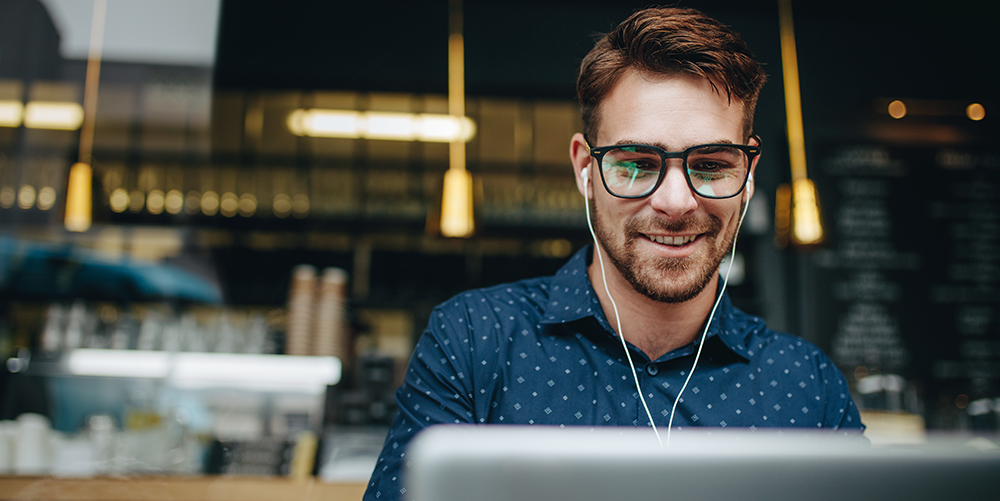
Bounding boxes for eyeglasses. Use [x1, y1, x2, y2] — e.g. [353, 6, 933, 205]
[589, 137, 761, 199]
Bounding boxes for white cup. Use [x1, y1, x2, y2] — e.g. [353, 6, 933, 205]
[14, 413, 53, 475]
[0, 420, 15, 473]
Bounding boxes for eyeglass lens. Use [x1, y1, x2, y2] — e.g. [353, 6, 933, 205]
[600, 145, 749, 198]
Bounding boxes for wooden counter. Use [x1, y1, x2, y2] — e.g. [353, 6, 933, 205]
[0, 476, 367, 501]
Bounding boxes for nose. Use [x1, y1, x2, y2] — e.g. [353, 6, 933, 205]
[647, 162, 698, 219]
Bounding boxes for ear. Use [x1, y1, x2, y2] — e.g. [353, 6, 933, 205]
[570, 132, 594, 199]
[744, 136, 761, 202]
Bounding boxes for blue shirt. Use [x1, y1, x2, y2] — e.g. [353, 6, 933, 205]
[364, 247, 864, 501]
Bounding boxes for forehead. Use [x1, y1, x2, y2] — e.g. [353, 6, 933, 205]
[596, 70, 744, 149]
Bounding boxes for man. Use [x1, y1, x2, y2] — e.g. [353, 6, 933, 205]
[364, 7, 863, 501]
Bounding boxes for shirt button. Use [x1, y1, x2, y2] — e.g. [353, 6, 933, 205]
[646, 364, 659, 376]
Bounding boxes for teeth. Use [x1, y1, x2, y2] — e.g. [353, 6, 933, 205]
[647, 234, 696, 246]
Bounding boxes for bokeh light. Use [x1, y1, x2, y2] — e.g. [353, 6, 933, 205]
[273, 194, 291, 218]
[0, 187, 15, 208]
[887, 100, 906, 119]
[966, 103, 985, 121]
[185, 191, 202, 215]
[109, 188, 129, 213]
[17, 185, 36, 209]
[201, 191, 220, 216]
[239, 193, 257, 217]
[128, 189, 145, 213]
[36, 186, 56, 210]
[220, 192, 239, 217]
[147, 189, 165, 214]
[165, 190, 184, 214]
[955, 394, 969, 409]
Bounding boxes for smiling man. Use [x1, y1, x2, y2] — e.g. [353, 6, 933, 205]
[572, 69, 761, 361]
[364, 8, 863, 501]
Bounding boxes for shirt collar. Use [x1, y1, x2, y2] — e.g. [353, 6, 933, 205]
[540, 247, 604, 325]
[541, 245, 753, 361]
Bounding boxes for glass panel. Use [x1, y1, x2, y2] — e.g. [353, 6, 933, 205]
[686, 145, 748, 198]
[601, 146, 661, 196]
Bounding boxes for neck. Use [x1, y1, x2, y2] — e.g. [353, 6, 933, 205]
[588, 247, 720, 361]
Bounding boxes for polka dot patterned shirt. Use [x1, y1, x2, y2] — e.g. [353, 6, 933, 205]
[364, 247, 864, 501]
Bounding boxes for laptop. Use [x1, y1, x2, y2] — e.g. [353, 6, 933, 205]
[406, 425, 1000, 501]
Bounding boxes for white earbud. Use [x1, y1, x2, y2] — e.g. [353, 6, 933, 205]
[581, 167, 590, 186]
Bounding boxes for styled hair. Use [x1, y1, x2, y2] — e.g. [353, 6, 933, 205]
[577, 7, 767, 143]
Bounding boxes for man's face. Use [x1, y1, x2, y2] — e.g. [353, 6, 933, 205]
[572, 70, 757, 303]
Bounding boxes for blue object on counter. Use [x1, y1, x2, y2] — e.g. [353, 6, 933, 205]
[0, 236, 221, 303]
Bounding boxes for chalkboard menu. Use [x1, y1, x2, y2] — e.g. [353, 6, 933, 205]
[810, 143, 1000, 429]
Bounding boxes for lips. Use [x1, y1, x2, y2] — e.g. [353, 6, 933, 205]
[645, 234, 697, 246]
[624, 214, 722, 252]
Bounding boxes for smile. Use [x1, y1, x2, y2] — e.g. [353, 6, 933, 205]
[645, 234, 698, 246]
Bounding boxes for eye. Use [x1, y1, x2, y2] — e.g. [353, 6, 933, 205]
[605, 161, 653, 181]
[603, 149, 659, 172]
[616, 159, 658, 172]
[603, 161, 658, 191]
[688, 169, 727, 182]
[688, 160, 734, 179]
[687, 147, 744, 179]
[690, 156, 739, 170]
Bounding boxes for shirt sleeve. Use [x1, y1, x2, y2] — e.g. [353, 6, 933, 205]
[817, 351, 867, 437]
[363, 305, 477, 501]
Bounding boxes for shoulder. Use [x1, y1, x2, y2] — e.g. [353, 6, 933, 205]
[726, 306, 844, 383]
[751, 328, 828, 361]
[741, 320, 854, 401]
[432, 276, 554, 322]
[749, 325, 838, 373]
[722, 305, 828, 364]
[413, 276, 556, 390]
[737, 319, 862, 428]
[419, 277, 554, 357]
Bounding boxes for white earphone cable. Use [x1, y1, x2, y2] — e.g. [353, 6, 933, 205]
[583, 167, 662, 447]
[582, 165, 752, 449]
[664, 195, 749, 447]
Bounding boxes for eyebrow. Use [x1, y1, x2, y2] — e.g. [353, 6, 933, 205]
[611, 138, 736, 150]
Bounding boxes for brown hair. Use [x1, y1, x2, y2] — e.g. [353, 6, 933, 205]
[577, 7, 767, 143]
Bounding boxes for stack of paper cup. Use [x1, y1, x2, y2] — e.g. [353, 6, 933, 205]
[286, 265, 317, 356]
[314, 267, 349, 362]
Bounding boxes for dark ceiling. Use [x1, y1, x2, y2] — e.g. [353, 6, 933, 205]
[213, 0, 999, 104]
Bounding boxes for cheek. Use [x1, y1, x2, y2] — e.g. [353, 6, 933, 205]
[714, 198, 742, 217]
[705, 201, 742, 230]
[599, 196, 638, 223]
[592, 193, 627, 231]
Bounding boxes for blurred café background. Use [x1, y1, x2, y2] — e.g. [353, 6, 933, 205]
[0, 0, 997, 486]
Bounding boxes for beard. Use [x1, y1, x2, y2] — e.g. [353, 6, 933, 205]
[590, 199, 740, 304]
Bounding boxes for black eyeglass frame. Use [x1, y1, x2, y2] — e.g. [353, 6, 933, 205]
[588, 135, 762, 200]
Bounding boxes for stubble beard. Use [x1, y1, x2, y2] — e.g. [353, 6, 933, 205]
[590, 198, 740, 304]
